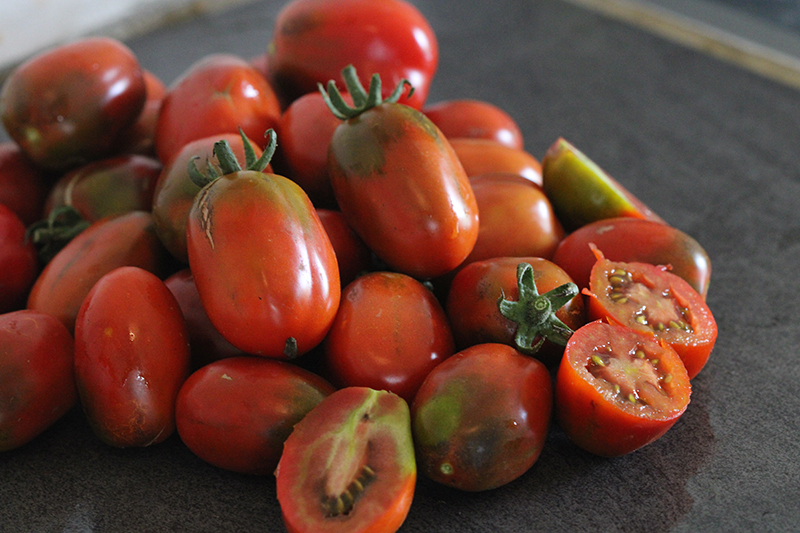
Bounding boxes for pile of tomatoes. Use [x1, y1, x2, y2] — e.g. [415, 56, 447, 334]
[0, 0, 718, 531]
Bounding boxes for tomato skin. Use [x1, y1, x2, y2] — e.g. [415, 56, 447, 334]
[324, 272, 455, 402]
[449, 137, 543, 185]
[552, 217, 712, 298]
[175, 356, 335, 475]
[266, 0, 438, 110]
[74, 266, 190, 447]
[0, 142, 50, 226]
[329, 103, 479, 279]
[411, 343, 552, 491]
[186, 170, 340, 359]
[115, 70, 167, 156]
[423, 99, 524, 149]
[0, 205, 39, 314]
[0, 310, 76, 452]
[0, 37, 146, 171]
[316, 209, 373, 287]
[154, 54, 281, 165]
[555, 321, 691, 457]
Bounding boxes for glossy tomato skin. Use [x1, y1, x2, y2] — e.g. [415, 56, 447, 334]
[0, 310, 76, 452]
[74, 266, 190, 447]
[449, 137, 543, 185]
[423, 99, 524, 149]
[187, 170, 340, 359]
[175, 356, 335, 475]
[276, 387, 416, 533]
[0, 205, 39, 314]
[316, 209, 373, 287]
[324, 272, 455, 402]
[116, 70, 167, 156]
[0, 142, 50, 226]
[555, 321, 691, 457]
[0, 37, 146, 171]
[552, 217, 712, 298]
[329, 103, 479, 279]
[411, 343, 552, 491]
[27, 210, 174, 333]
[266, 0, 438, 110]
[154, 54, 281, 165]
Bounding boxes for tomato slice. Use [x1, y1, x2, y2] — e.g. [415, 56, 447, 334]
[555, 321, 691, 457]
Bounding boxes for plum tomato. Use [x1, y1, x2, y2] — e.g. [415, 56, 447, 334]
[448, 137, 542, 185]
[0, 142, 50, 226]
[176, 356, 334, 475]
[0, 37, 146, 171]
[324, 67, 479, 279]
[0, 310, 76, 452]
[74, 266, 190, 447]
[276, 387, 416, 533]
[154, 54, 281, 165]
[423, 99, 524, 149]
[0, 205, 39, 314]
[585, 249, 717, 379]
[555, 321, 691, 457]
[552, 217, 712, 298]
[411, 343, 552, 491]
[323, 271, 455, 402]
[541, 137, 664, 231]
[316, 209, 373, 287]
[266, 0, 438, 110]
[115, 70, 167, 156]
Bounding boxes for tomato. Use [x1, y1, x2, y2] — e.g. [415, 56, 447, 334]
[186, 131, 340, 359]
[541, 137, 664, 231]
[276, 387, 416, 533]
[446, 256, 585, 365]
[266, 0, 438, 110]
[0, 37, 146, 171]
[175, 356, 335, 475]
[27, 210, 173, 333]
[0, 142, 50, 226]
[423, 99, 524, 149]
[411, 343, 552, 491]
[552, 217, 712, 299]
[316, 208, 373, 287]
[325, 67, 479, 279]
[585, 249, 717, 379]
[0, 310, 76, 452]
[74, 266, 190, 447]
[0, 205, 39, 314]
[324, 271, 455, 402]
[152, 133, 262, 263]
[115, 70, 167, 156]
[555, 321, 691, 457]
[448, 137, 542, 185]
[154, 54, 281, 165]
[44, 154, 162, 222]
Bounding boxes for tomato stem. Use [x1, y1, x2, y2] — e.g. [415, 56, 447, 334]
[318, 64, 415, 120]
[188, 128, 278, 187]
[25, 205, 90, 264]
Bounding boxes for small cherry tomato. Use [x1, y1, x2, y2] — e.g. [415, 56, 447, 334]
[449, 137, 542, 185]
[423, 99, 524, 149]
[0, 205, 39, 314]
[555, 321, 691, 457]
[0, 142, 50, 226]
[316, 209, 372, 287]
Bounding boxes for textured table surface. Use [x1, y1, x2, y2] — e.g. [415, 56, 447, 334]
[2, 0, 800, 531]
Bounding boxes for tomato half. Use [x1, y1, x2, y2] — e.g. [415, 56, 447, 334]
[423, 99, 524, 149]
[555, 321, 691, 457]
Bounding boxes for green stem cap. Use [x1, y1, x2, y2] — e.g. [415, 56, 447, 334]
[26, 205, 91, 264]
[318, 64, 415, 120]
[188, 128, 278, 188]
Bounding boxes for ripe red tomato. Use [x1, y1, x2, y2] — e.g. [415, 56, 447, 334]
[115, 70, 167, 156]
[423, 99, 524, 149]
[74, 266, 190, 447]
[411, 343, 552, 491]
[324, 271, 455, 402]
[316, 209, 373, 287]
[449, 137, 543, 185]
[175, 356, 335, 475]
[0, 310, 76, 452]
[555, 321, 691, 457]
[266, 0, 438, 110]
[154, 54, 281, 165]
[276, 387, 416, 533]
[0, 142, 50, 226]
[0, 205, 39, 314]
[0, 37, 147, 171]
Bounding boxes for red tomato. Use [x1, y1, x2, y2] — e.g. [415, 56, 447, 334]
[423, 99, 524, 149]
[0, 310, 76, 452]
[276, 387, 416, 533]
[0, 37, 146, 170]
[74, 266, 190, 447]
[585, 250, 717, 379]
[154, 54, 281, 165]
[316, 209, 372, 287]
[324, 271, 455, 402]
[552, 217, 712, 298]
[0, 142, 50, 226]
[411, 343, 552, 491]
[115, 70, 168, 156]
[555, 321, 691, 457]
[0, 205, 39, 314]
[449, 137, 543, 185]
[175, 356, 335, 475]
[266, 0, 438, 110]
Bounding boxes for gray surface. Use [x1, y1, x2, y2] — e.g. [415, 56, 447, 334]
[2, 0, 800, 531]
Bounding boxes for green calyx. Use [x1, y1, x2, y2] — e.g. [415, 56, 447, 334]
[26, 205, 91, 264]
[318, 64, 415, 120]
[498, 262, 579, 355]
[188, 128, 277, 188]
